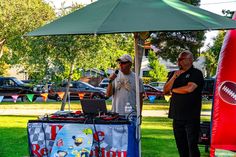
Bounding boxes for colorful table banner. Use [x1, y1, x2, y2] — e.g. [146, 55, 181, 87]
[50, 125, 93, 157]
[27, 122, 134, 157]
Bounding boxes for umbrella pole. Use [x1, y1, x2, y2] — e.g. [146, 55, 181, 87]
[134, 32, 141, 157]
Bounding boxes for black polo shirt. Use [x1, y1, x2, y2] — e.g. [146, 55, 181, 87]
[168, 66, 204, 120]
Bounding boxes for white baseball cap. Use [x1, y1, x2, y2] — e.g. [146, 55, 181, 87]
[116, 54, 132, 62]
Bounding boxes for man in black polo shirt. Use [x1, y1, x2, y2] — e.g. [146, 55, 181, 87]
[164, 50, 204, 157]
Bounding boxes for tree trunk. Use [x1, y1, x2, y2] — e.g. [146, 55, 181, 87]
[0, 39, 6, 58]
[60, 61, 75, 111]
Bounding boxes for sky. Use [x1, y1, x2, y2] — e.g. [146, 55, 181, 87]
[46, 0, 236, 14]
[45, 0, 236, 50]
[200, 0, 236, 49]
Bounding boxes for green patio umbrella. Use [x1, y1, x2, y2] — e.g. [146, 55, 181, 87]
[27, 0, 236, 36]
[26, 0, 236, 156]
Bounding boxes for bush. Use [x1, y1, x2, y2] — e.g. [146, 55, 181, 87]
[142, 77, 152, 84]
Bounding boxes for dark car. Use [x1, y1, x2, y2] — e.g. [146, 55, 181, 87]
[48, 81, 107, 101]
[143, 84, 164, 99]
[202, 78, 215, 100]
[21, 79, 35, 84]
[21, 79, 49, 93]
[0, 77, 43, 102]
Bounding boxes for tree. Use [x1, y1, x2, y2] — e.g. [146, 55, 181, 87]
[0, 0, 55, 74]
[202, 31, 226, 77]
[94, 34, 134, 70]
[148, 51, 168, 82]
[47, 33, 134, 110]
[25, 2, 134, 82]
[0, 40, 9, 75]
[1, 1, 134, 110]
[201, 10, 234, 77]
[0, 60, 9, 76]
[33, 3, 134, 110]
[150, 0, 205, 63]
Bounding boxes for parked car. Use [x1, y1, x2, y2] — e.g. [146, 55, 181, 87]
[202, 78, 215, 100]
[48, 81, 107, 101]
[21, 79, 35, 84]
[21, 79, 52, 93]
[98, 78, 109, 88]
[149, 82, 165, 92]
[143, 84, 164, 100]
[0, 77, 43, 102]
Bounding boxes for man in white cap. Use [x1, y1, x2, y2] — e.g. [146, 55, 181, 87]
[106, 54, 144, 116]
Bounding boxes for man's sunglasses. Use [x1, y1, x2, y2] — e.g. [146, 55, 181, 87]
[119, 61, 130, 65]
[177, 57, 190, 62]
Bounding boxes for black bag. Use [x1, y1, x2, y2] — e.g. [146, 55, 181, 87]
[198, 121, 210, 145]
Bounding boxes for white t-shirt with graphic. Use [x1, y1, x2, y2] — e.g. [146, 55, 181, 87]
[111, 71, 144, 115]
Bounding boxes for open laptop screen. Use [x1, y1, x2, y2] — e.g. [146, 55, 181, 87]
[80, 99, 107, 115]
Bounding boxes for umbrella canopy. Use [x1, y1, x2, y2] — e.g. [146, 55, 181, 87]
[27, 0, 236, 36]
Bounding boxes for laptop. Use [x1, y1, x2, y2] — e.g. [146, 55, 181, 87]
[80, 99, 107, 115]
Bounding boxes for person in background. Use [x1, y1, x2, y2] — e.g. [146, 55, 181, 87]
[106, 54, 144, 116]
[163, 50, 204, 157]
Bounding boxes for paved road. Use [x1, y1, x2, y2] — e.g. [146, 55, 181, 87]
[0, 108, 211, 117]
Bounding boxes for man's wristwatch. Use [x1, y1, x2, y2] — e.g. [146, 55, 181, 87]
[108, 79, 113, 84]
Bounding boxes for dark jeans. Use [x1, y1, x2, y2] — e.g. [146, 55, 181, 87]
[173, 119, 200, 157]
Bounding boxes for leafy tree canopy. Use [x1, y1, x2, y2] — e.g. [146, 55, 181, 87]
[25, 3, 134, 82]
[202, 31, 226, 77]
[0, 0, 55, 75]
[150, 0, 205, 63]
[148, 51, 168, 82]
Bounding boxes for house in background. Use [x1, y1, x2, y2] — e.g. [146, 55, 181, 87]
[140, 56, 179, 77]
[7, 65, 28, 80]
[6, 66, 106, 86]
[140, 43, 207, 78]
[80, 69, 107, 86]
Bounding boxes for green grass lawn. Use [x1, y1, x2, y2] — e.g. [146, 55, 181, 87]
[0, 116, 32, 157]
[0, 116, 210, 157]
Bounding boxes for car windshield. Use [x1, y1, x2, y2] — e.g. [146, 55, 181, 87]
[80, 81, 95, 88]
[150, 82, 165, 87]
[102, 79, 109, 83]
[158, 82, 165, 88]
[13, 78, 25, 85]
